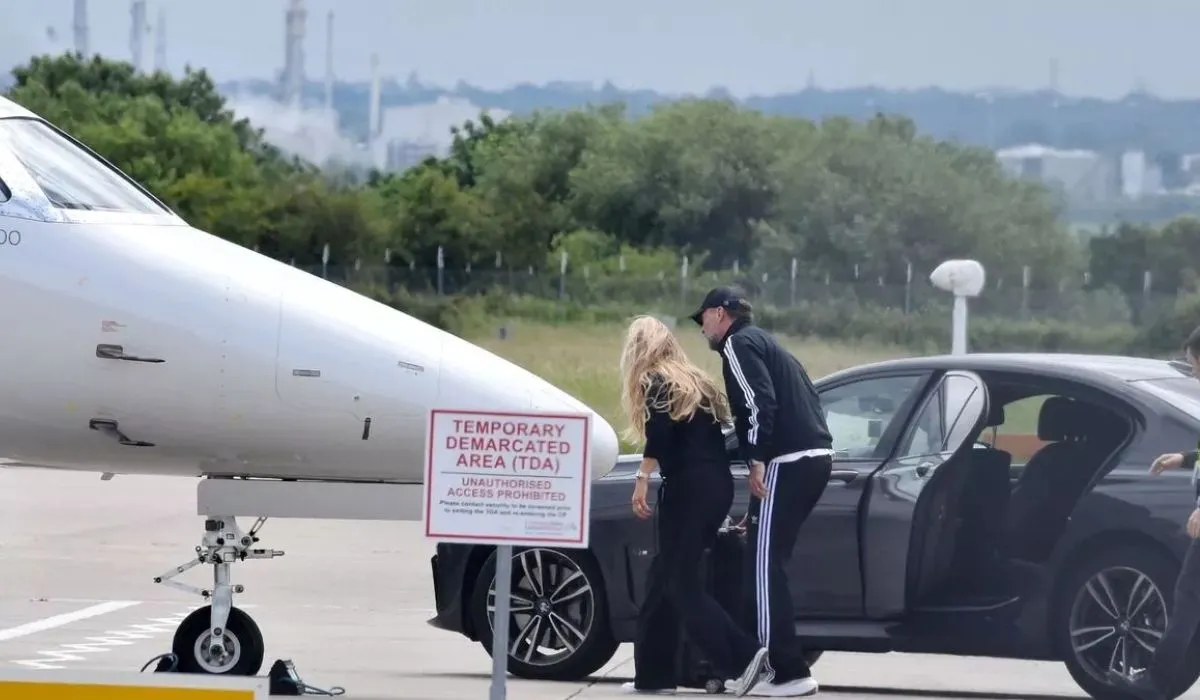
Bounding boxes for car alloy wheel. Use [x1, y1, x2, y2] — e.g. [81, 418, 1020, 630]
[1068, 565, 1168, 681]
[485, 547, 597, 667]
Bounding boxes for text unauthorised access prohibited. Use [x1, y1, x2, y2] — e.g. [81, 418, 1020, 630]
[423, 409, 591, 548]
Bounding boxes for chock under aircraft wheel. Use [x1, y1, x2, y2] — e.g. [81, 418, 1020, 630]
[172, 605, 265, 676]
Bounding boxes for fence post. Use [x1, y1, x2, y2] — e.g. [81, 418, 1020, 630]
[904, 261, 913, 315]
[437, 245, 444, 296]
[619, 255, 626, 273]
[558, 251, 568, 301]
[1021, 265, 1031, 321]
[321, 243, 330, 280]
[1142, 270, 1153, 325]
[733, 259, 739, 275]
[680, 255, 689, 307]
[790, 258, 798, 307]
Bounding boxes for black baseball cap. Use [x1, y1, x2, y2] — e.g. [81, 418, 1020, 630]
[689, 286, 747, 325]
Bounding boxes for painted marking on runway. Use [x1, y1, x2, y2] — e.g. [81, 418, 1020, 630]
[0, 602, 140, 642]
[10, 609, 192, 670]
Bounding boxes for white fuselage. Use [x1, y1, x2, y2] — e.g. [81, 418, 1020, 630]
[0, 106, 619, 484]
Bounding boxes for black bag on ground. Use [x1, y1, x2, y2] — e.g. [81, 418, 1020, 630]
[676, 518, 748, 694]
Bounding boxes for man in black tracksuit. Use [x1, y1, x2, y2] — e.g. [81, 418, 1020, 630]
[691, 286, 834, 698]
[1107, 325, 1200, 700]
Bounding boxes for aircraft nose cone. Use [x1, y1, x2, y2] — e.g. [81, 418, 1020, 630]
[529, 388, 619, 481]
[438, 335, 619, 480]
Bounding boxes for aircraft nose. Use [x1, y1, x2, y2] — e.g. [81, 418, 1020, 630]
[530, 388, 619, 481]
[436, 334, 619, 480]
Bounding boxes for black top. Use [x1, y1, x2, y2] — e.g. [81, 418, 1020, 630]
[641, 374, 731, 481]
[718, 319, 833, 464]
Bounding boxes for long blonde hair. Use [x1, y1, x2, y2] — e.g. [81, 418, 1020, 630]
[619, 315, 732, 445]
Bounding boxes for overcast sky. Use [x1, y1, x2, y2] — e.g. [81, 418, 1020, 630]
[1, 0, 1195, 99]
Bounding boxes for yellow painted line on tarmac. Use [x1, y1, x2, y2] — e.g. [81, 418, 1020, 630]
[0, 670, 268, 699]
[0, 681, 256, 699]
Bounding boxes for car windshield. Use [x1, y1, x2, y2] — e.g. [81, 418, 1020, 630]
[0, 117, 168, 214]
[1137, 377, 1200, 419]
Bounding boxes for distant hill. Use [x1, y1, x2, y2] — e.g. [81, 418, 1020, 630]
[219, 77, 1200, 160]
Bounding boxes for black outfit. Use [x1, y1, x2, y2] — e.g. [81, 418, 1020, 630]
[631, 377, 762, 691]
[1110, 447, 1200, 700]
[715, 314, 834, 685]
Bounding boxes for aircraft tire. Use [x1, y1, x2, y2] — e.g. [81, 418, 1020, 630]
[172, 605, 265, 676]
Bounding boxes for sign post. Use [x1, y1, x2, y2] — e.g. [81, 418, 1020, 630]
[423, 409, 593, 700]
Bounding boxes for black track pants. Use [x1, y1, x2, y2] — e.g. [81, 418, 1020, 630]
[742, 455, 832, 684]
[632, 468, 762, 690]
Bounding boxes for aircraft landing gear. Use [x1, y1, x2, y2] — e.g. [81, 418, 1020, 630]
[154, 516, 283, 675]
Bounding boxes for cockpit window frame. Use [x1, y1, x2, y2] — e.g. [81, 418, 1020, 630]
[0, 116, 187, 227]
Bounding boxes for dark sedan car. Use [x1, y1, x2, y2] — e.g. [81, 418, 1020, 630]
[428, 353, 1200, 699]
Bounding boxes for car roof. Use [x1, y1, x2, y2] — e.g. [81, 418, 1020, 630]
[0, 96, 37, 120]
[819, 352, 1187, 386]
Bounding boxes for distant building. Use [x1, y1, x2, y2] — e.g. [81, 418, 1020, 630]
[368, 95, 511, 172]
[225, 97, 371, 169]
[996, 144, 1118, 203]
[1118, 150, 1164, 200]
[385, 140, 437, 171]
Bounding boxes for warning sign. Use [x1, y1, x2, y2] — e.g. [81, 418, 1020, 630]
[422, 409, 591, 548]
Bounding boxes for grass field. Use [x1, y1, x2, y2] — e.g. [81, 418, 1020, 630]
[465, 319, 911, 451]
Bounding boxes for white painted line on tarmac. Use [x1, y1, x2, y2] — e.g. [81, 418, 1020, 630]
[9, 609, 192, 670]
[0, 601, 140, 642]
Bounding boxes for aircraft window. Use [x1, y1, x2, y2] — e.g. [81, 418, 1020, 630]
[0, 118, 167, 214]
[820, 374, 925, 460]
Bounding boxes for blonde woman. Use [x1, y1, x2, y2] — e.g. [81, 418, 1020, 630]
[618, 315, 769, 697]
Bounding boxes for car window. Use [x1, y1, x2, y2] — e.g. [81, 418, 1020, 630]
[897, 372, 986, 462]
[1139, 378, 1200, 420]
[0, 118, 167, 214]
[984, 394, 1050, 466]
[819, 375, 925, 460]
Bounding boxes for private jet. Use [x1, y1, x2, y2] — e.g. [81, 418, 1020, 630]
[0, 95, 619, 676]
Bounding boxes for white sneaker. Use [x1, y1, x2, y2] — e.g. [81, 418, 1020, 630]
[619, 681, 676, 695]
[745, 676, 819, 697]
[728, 647, 770, 697]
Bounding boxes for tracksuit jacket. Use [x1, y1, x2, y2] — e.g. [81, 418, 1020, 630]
[717, 319, 833, 465]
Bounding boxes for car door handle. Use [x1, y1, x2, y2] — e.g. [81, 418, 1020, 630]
[830, 470, 858, 484]
[915, 462, 936, 478]
[96, 344, 165, 363]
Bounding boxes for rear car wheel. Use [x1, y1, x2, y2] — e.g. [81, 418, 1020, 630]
[1052, 543, 1199, 699]
[470, 547, 619, 681]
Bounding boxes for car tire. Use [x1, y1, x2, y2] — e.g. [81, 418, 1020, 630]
[470, 546, 619, 681]
[1052, 542, 1199, 700]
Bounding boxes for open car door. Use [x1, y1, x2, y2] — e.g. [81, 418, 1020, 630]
[860, 370, 990, 619]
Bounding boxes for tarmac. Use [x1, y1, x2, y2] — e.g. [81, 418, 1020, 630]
[2, 466, 1195, 699]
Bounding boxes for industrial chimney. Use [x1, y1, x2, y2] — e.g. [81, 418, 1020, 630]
[324, 11, 334, 112]
[73, 0, 89, 57]
[369, 53, 381, 141]
[154, 6, 167, 73]
[129, 0, 146, 72]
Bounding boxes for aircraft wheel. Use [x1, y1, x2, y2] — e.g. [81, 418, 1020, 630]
[172, 605, 265, 676]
